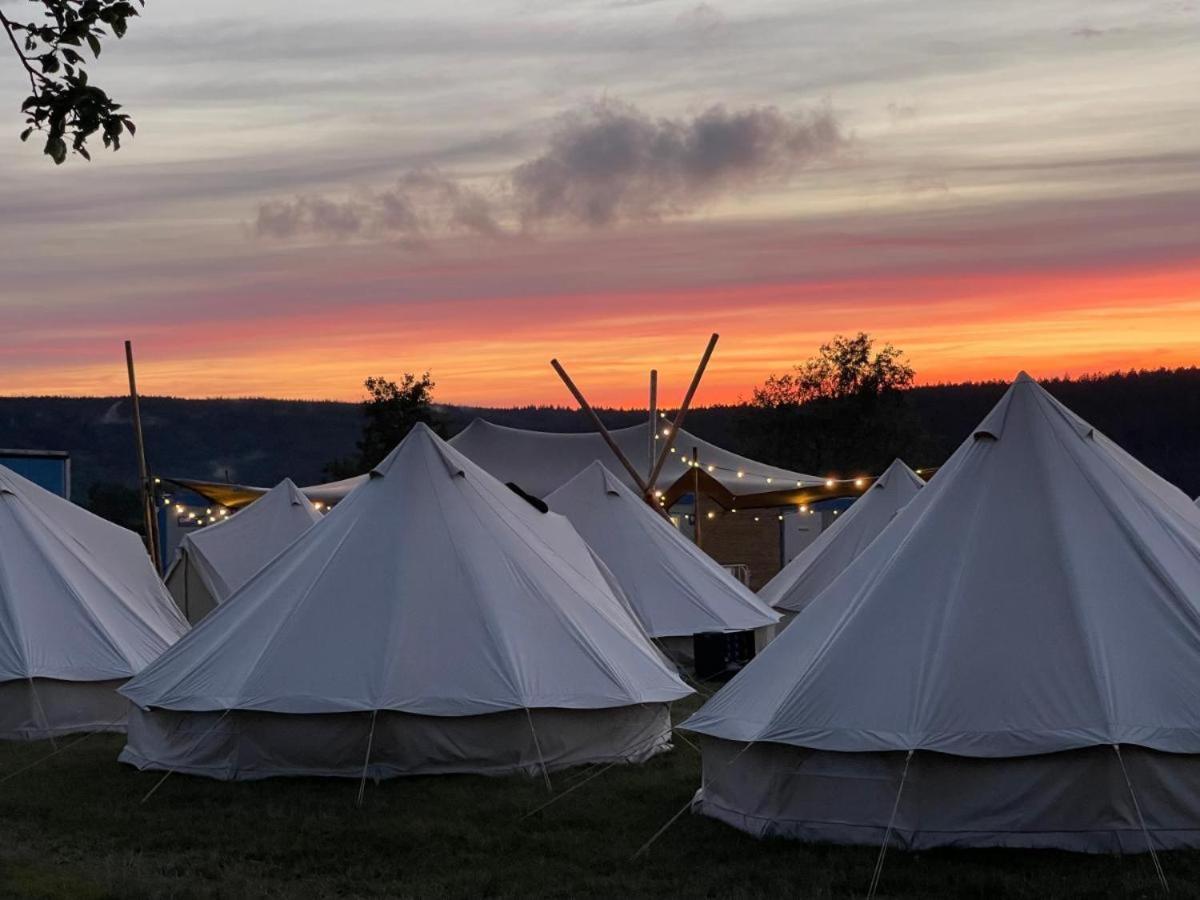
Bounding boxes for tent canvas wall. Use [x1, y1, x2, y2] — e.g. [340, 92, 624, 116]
[761, 459, 923, 619]
[121, 425, 691, 781]
[684, 373, 1200, 852]
[167, 419, 823, 511]
[546, 462, 778, 669]
[164, 478, 321, 623]
[450, 419, 823, 498]
[0, 465, 188, 740]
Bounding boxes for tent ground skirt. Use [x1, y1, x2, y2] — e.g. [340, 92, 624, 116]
[121, 703, 673, 781]
[695, 737, 1200, 853]
[0, 678, 129, 741]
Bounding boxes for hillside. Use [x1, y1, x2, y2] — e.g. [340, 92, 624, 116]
[1, 368, 1197, 514]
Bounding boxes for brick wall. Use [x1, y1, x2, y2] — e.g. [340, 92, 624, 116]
[698, 508, 786, 591]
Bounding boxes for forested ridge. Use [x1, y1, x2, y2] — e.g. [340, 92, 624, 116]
[1, 367, 1196, 521]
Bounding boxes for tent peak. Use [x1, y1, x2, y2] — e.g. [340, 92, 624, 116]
[873, 459, 922, 490]
[584, 460, 626, 496]
[369, 423, 462, 479]
[276, 478, 306, 505]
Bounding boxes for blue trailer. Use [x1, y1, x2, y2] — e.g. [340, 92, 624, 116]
[0, 449, 70, 498]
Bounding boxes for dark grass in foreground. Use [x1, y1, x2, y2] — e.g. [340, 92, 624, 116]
[0, 699, 1194, 899]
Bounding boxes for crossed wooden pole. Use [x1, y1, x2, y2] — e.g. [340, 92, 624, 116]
[550, 333, 719, 508]
[125, 340, 162, 571]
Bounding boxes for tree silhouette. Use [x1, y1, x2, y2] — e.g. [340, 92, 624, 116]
[1, 0, 142, 163]
[748, 333, 922, 475]
[325, 373, 446, 478]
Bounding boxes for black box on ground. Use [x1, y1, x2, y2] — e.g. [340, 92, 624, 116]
[693, 630, 756, 681]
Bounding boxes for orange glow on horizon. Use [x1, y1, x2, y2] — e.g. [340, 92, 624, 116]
[4, 260, 1199, 407]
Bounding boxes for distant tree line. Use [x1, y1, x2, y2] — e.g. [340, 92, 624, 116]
[2, 348, 1199, 531]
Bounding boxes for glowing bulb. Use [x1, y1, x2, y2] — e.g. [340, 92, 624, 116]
[205, 508, 212, 515]
[754, 516, 760, 522]
[825, 479, 835, 488]
[854, 478, 865, 488]
[153, 477, 161, 484]
[654, 490, 664, 499]
[736, 470, 745, 478]
[707, 511, 715, 519]
[799, 504, 808, 512]
[662, 428, 671, 437]
[778, 515, 784, 521]
[833, 510, 839, 515]
[796, 481, 803, 487]
[707, 465, 714, 472]
[766, 478, 773, 484]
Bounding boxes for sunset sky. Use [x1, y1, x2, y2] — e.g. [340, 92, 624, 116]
[2, 0, 1198, 407]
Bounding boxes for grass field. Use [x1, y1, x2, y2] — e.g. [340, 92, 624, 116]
[0, 699, 1194, 899]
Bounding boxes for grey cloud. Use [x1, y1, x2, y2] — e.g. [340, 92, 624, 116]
[253, 99, 846, 239]
[254, 170, 502, 241]
[887, 101, 919, 121]
[511, 100, 844, 226]
[676, 4, 727, 44]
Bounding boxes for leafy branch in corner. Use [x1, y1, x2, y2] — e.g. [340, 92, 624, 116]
[0, 0, 142, 164]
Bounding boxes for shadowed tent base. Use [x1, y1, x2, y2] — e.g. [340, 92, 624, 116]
[695, 736, 1200, 853]
[121, 703, 673, 781]
[0, 678, 129, 741]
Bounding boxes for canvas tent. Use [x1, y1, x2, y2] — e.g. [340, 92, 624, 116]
[162, 471, 364, 512]
[164, 478, 321, 624]
[450, 419, 824, 498]
[166, 419, 825, 511]
[0, 465, 188, 740]
[546, 462, 779, 667]
[121, 424, 691, 781]
[683, 373, 1200, 852]
[761, 459, 923, 618]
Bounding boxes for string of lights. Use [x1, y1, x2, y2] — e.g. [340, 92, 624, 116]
[649, 414, 937, 524]
[157, 493, 328, 527]
[649, 412, 932, 499]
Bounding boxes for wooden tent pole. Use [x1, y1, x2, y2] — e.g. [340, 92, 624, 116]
[647, 370, 658, 478]
[646, 333, 718, 494]
[124, 341, 161, 571]
[550, 359, 650, 495]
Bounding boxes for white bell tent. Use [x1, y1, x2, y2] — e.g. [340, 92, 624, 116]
[121, 424, 691, 781]
[761, 459, 923, 618]
[546, 462, 779, 667]
[0, 465, 189, 740]
[164, 478, 321, 623]
[684, 373, 1200, 852]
